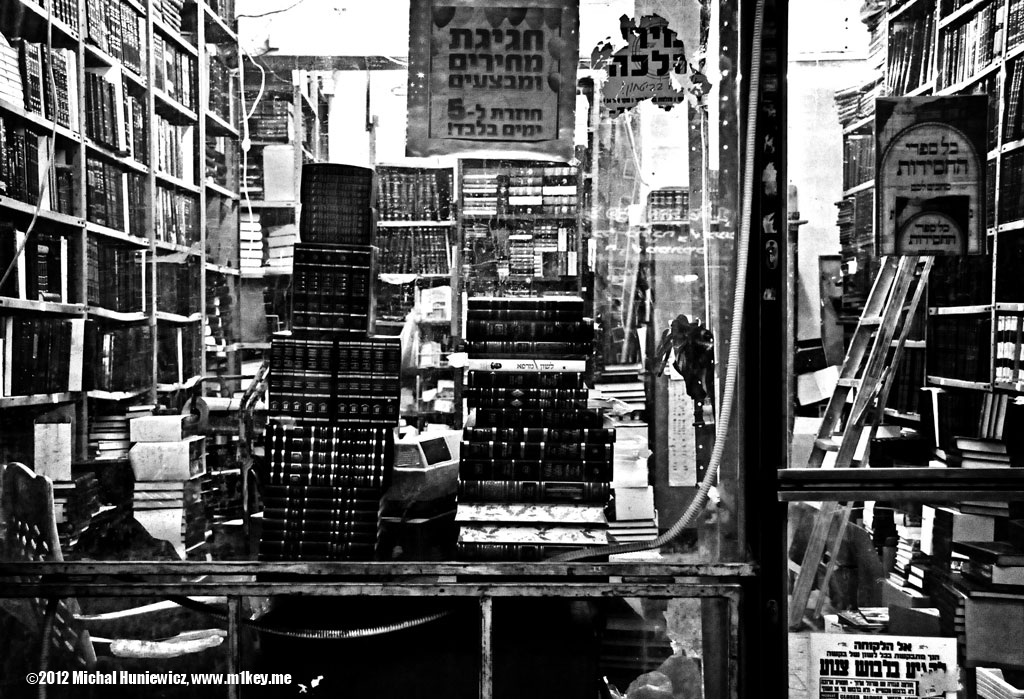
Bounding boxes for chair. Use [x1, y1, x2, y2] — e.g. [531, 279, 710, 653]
[0, 462, 227, 674]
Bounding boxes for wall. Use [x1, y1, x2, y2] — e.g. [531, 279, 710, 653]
[788, 0, 871, 342]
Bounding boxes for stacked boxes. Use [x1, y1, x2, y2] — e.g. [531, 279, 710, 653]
[128, 415, 208, 559]
[260, 163, 400, 561]
[456, 296, 613, 561]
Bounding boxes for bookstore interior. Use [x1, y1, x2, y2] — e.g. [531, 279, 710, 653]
[0, 0, 1022, 696]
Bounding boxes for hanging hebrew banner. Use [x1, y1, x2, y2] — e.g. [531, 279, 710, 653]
[876, 96, 987, 256]
[406, 0, 580, 160]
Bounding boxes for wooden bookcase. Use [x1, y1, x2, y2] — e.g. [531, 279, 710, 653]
[0, 0, 242, 461]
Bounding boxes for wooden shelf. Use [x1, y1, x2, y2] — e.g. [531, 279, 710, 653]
[154, 89, 199, 124]
[205, 262, 240, 276]
[999, 220, 1024, 233]
[242, 199, 298, 209]
[153, 18, 199, 57]
[928, 304, 992, 315]
[157, 311, 203, 324]
[842, 180, 875, 197]
[87, 307, 147, 322]
[205, 181, 239, 200]
[888, 0, 924, 21]
[0, 97, 81, 142]
[996, 303, 1024, 312]
[938, 0, 989, 28]
[0, 196, 83, 228]
[0, 298, 84, 315]
[155, 171, 201, 194]
[87, 387, 150, 401]
[85, 140, 149, 174]
[203, 4, 238, 43]
[205, 110, 239, 138]
[937, 62, 1000, 96]
[378, 220, 455, 228]
[154, 240, 202, 255]
[926, 376, 992, 390]
[18, 0, 80, 46]
[86, 222, 149, 247]
[0, 392, 80, 408]
[842, 114, 873, 135]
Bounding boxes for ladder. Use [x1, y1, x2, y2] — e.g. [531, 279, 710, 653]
[789, 254, 933, 629]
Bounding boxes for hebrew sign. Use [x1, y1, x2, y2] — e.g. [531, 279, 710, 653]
[810, 634, 958, 699]
[407, 0, 580, 160]
[876, 96, 987, 255]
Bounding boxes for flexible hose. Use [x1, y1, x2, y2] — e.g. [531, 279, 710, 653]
[551, 0, 765, 562]
[38, 598, 57, 699]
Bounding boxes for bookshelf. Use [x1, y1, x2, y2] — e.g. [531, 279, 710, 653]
[0, 0, 242, 467]
[238, 66, 327, 342]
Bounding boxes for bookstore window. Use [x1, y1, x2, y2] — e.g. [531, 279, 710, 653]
[786, 0, 1024, 697]
[0, 0, 758, 697]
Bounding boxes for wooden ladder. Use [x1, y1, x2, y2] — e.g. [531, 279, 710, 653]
[788, 254, 933, 629]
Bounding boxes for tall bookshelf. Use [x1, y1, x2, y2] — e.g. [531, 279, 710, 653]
[0, 0, 241, 465]
[828, 0, 1024, 680]
[238, 65, 327, 344]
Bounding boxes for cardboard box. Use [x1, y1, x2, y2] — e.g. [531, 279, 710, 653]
[129, 436, 206, 481]
[34, 421, 73, 481]
[130, 414, 195, 442]
[614, 485, 656, 521]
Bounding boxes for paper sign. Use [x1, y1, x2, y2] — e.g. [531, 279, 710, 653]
[407, 0, 580, 160]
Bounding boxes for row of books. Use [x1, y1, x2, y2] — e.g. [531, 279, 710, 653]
[833, 76, 883, 128]
[153, 33, 195, 111]
[155, 256, 201, 317]
[245, 93, 291, 142]
[206, 46, 235, 124]
[154, 115, 194, 183]
[204, 272, 236, 354]
[34, 0, 80, 31]
[85, 156, 127, 230]
[84, 71, 146, 162]
[155, 184, 199, 247]
[843, 134, 875, 192]
[86, 0, 145, 77]
[930, 254, 992, 306]
[376, 166, 453, 221]
[374, 226, 451, 275]
[1009, 0, 1024, 54]
[462, 164, 579, 218]
[995, 314, 1024, 384]
[156, 322, 201, 386]
[0, 32, 23, 107]
[267, 336, 401, 423]
[938, 2, 1001, 89]
[0, 223, 69, 304]
[647, 188, 688, 222]
[205, 135, 237, 189]
[1000, 152, 1024, 223]
[291, 243, 375, 334]
[1, 316, 84, 396]
[887, 14, 935, 95]
[21, 42, 77, 129]
[1006, 58, 1024, 145]
[84, 321, 151, 393]
[927, 314, 992, 383]
[299, 163, 376, 246]
[836, 189, 876, 314]
[966, 72, 1000, 152]
[152, 0, 185, 34]
[87, 238, 144, 313]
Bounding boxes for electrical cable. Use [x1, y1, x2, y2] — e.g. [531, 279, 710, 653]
[237, 45, 267, 251]
[549, 0, 766, 562]
[0, 2, 59, 294]
[234, 0, 307, 18]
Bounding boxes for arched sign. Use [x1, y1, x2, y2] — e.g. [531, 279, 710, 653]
[876, 97, 987, 256]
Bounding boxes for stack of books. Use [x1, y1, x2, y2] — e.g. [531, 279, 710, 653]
[88, 411, 132, 461]
[0, 33, 24, 107]
[264, 221, 297, 272]
[456, 296, 613, 561]
[128, 415, 208, 559]
[299, 163, 376, 245]
[239, 211, 262, 270]
[261, 164, 401, 561]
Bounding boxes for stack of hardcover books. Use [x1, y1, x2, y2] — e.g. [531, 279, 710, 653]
[261, 164, 399, 561]
[456, 296, 613, 561]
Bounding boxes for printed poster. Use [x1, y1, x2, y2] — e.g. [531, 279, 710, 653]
[809, 633, 958, 699]
[407, 0, 580, 160]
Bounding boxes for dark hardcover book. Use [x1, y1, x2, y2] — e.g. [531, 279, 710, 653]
[952, 540, 1024, 566]
[457, 479, 610, 504]
[463, 427, 616, 444]
[459, 459, 612, 483]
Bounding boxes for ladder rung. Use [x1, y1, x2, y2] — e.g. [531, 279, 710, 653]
[814, 437, 841, 452]
[836, 378, 861, 388]
[860, 317, 882, 326]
